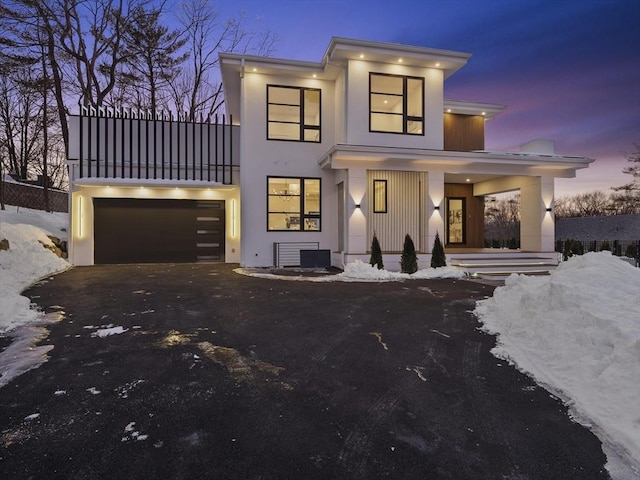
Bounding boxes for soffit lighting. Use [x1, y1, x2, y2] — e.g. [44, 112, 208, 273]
[252, 67, 257, 72]
[435, 62, 441, 67]
[465, 178, 471, 182]
[447, 108, 452, 113]
[359, 54, 364, 59]
[398, 58, 403, 63]
[312, 73, 317, 78]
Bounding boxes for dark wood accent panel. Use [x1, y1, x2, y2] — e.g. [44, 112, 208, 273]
[444, 183, 484, 247]
[443, 113, 485, 151]
[94, 198, 225, 264]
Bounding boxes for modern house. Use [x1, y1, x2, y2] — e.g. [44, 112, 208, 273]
[66, 37, 593, 270]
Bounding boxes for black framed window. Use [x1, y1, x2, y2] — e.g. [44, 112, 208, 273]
[267, 85, 321, 142]
[369, 73, 424, 135]
[267, 177, 321, 231]
[446, 197, 466, 244]
[373, 179, 387, 213]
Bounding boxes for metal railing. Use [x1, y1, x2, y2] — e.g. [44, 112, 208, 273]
[72, 106, 237, 184]
[273, 242, 320, 268]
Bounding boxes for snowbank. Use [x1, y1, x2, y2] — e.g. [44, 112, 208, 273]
[474, 252, 640, 475]
[236, 259, 466, 282]
[0, 207, 69, 333]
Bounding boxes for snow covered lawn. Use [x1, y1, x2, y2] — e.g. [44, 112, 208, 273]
[0, 206, 69, 333]
[475, 252, 640, 478]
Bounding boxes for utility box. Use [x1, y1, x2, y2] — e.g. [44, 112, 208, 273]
[300, 249, 331, 268]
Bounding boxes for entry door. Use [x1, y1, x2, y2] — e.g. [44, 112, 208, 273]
[446, 197, 466, 245]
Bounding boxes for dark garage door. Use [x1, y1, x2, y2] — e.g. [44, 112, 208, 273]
[94, 198, 225, 264]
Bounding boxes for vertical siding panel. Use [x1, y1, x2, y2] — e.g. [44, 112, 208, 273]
[368, 170, 421, 252]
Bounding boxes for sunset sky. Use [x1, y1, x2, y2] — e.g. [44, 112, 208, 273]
[211, 0, 639, 196]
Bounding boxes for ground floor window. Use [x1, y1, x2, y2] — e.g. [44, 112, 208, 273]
[447, 197, 466, 244]
[267, 177, 320, 231]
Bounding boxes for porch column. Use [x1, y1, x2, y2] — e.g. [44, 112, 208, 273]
[520, 176, 554, 251]
[426, 171, 445, 252]
[346, 167, 367, 255]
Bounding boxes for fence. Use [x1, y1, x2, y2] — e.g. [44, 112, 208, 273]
[0, 179, 68, 213]
[69, 106, 238, 184]
[556, 238, 640, 266]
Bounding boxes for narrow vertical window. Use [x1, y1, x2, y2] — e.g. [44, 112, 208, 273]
[446, 198, 466, 244]
[267, 85, 321, 142]
[373, 179, 387, 213]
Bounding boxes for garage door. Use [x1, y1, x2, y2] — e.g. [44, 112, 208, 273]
[94, 198, 225, 264]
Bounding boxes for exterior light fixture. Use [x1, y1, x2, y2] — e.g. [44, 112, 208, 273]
[398, 58, 403, 63]
[434, 205, 440, 211]
[359, 54, 364, 59]
[354, 204, 361, 209]
[435, 62, 441, 67]
[546, 207, 552, 212]
[312, 74, 317, 78]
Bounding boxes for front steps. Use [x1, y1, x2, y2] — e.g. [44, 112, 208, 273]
[448, 251, 560, 281]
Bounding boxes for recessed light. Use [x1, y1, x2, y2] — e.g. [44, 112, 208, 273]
[252, 67, 257, 72]
[312, 73, 317, 78]
[435, 62, 441, 67]
[447, 108, 452, 113]
[398, 58, 403, 63]
[465, 178, 471, 182]
[359, 54, 364, 59]
[482, 112, 486, 116]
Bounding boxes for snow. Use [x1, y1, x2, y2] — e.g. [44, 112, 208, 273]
[474, 252, 640, 478]
[235, 259, 466, 282]
[0, 206, 69, 333]
[91, 325, 129, 337]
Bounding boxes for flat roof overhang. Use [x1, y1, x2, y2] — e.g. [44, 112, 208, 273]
[318, 144, 594, 180]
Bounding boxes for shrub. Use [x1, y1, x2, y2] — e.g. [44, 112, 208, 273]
[369, 234, 384, 270]
[562, 239, 584, 260]
[431, 232, 446, 268]
[507, 237, 518, 249]
[625, 243, 637, 259]
[400, 234, 418, 274]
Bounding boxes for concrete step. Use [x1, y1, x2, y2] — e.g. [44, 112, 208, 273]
[450, 253, 559, 280]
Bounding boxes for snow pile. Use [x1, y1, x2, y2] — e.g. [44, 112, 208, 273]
[0, 207, 69, 333]
[474, 252, 640, 473]
[236, 260, 466, 282]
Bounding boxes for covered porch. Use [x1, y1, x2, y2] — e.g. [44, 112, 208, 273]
[319, 143, 593, 271]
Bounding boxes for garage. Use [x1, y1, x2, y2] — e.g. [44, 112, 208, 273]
[93, 198, 225, 264]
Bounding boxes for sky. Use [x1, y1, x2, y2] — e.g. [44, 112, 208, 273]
[207, 0, 640, 196]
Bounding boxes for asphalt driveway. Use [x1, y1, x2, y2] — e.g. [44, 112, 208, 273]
[0, 263, 610, 479]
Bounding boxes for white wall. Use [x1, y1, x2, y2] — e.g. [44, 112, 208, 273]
[239, 70, 338, 267]
[344, 60, 444, 149]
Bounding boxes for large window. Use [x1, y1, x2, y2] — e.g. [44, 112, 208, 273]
[370, 73, 424, 135]
[267, 177, 321, 231]
[267, 85, 321, 142]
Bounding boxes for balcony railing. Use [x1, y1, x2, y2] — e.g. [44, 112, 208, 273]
[69, 106, 238, 185]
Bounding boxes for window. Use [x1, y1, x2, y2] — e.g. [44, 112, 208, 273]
[267, 85, 321, 142]
[446, 198, 466, 244]
[369, 73, 424, 135]
[267, 177, 321, 231]
[373, 179, 387, 213]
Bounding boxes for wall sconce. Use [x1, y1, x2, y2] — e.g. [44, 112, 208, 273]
[546, 207, 552, 212]
[434, 205, 440, 211]
[354, 204, 361, 209]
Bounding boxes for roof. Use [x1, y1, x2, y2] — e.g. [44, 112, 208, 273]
[219, 37, 478, 120]
[556, 214, 640, 241]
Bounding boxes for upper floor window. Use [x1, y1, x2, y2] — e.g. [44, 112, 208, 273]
[369, 73, 424, 135]
[267, 85, 321, 142]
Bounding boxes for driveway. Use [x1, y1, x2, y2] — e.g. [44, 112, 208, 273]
[0, 264, 609, 479]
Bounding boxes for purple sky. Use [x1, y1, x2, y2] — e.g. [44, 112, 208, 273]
[212, 0, 640, 196]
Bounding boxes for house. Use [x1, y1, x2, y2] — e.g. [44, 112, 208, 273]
[66, 37, 593, 270]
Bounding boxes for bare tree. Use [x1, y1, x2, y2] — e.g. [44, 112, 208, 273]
[611, 143, 640, 214]
[117, 2, 188, 111]
[172, 0, 277, 120]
